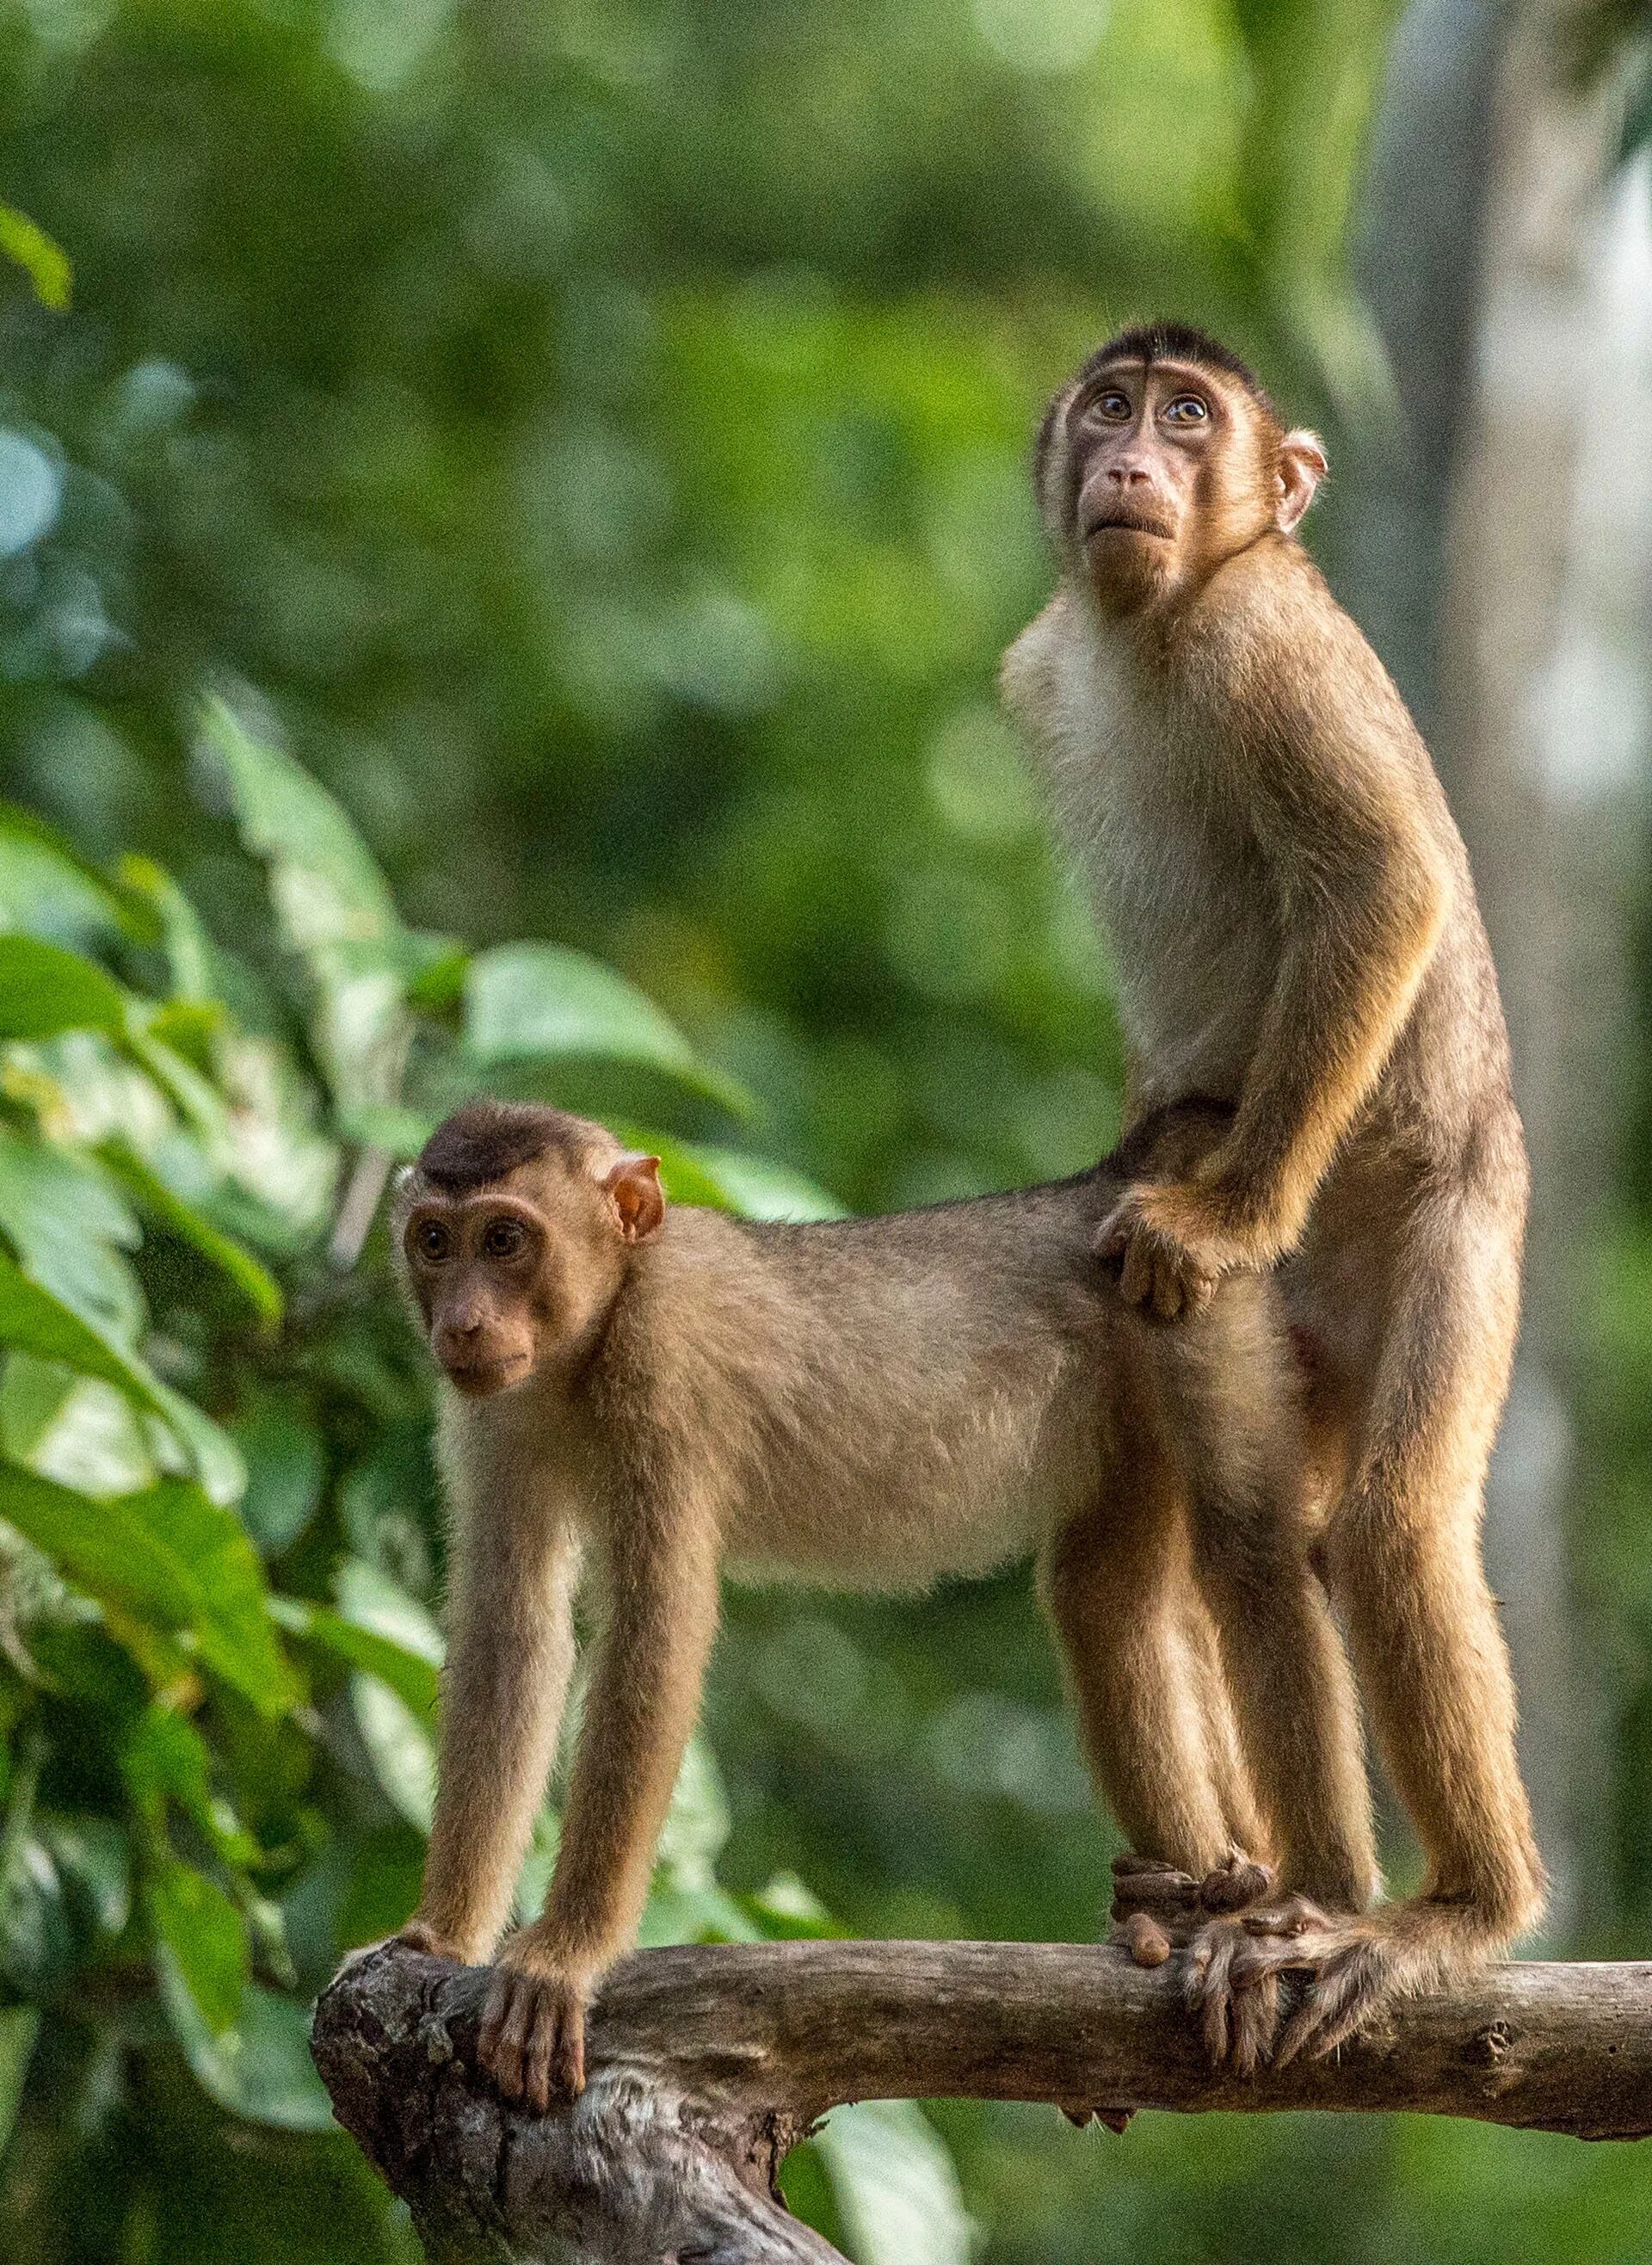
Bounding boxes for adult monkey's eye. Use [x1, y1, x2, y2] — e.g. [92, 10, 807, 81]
[1163, 394, 1209, 425]
[482, 1217, 527, 1261]
[414, 1221, 451, 1263]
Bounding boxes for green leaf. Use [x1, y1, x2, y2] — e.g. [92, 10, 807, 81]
[150, 1857, 248, 2035]
[647, 1133, 847, 1220]
[0, 800, 145, 947]
[202, 699, 402, 956]
[231, 1400, 324, 1557]
[0, 1252, 163, 1403]
[268, 1597, 439, 1719]
[465, 942, 752, 1115]
[114, 855, 216, 997]
[0, 935, 126, 1040]
[159, 1978, 333, 2131]
[352, 1676, 435, 1831]
[0, 1463, 299, 1714]
[0, 1130, 145, 1344]
[96, 1141, 284, 1327]
[0, 2007, 38, 2153]
[39, 1815, 130, 1938]
[0, 206, 70, 311]
[814, 2101, 977, 2265]
[0, 1253, 239, 1495]
[335, 1102, 437, 1160]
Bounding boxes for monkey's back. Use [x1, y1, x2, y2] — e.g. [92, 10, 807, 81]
[604, 1175, 1131, 1592]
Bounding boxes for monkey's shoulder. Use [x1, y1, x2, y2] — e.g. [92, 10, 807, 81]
[1184, 541, 1436, 786]
[999, 589, 1090, 733]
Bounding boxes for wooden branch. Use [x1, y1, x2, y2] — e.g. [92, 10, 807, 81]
[312, 1941, 1652, 2264]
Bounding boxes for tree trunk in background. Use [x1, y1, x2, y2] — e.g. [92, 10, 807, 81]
[1345, 1, 1652, 1936]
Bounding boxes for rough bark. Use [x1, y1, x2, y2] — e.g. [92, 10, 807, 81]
[313, 1942, 1652, 2263]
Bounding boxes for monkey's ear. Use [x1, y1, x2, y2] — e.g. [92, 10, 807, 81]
[1274, 429, 1328, 534]
[604, 1153, 665, 1243]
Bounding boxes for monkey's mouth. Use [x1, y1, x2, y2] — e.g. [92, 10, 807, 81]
[1083, 512, 1174, 542]
[443, 1353, 530, 1398]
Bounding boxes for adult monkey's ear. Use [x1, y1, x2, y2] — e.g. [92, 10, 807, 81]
[1274, 429, 1328, 534]
[603, 1153, 665, 1243]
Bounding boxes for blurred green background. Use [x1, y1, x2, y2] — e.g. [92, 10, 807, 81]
[2, 0, 1651, 2258]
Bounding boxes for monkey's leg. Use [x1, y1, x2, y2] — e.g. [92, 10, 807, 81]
[1182, 1474, 1378, 2071]
[1040, 1471, 1250, 1890]
[1225, 1194, 1545, 2064]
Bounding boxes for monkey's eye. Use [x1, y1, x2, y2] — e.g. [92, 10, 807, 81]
[413, 1221, 451, 1263]
[1162, 394, 1209, 425]
[1087, 390, 1131, 423]
[481, 1217, 527, 1261]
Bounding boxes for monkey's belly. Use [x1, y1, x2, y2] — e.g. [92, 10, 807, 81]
[725, 1435, 1088, 1595]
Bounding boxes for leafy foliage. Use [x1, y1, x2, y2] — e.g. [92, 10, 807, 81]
[0, 722, 964, 2258]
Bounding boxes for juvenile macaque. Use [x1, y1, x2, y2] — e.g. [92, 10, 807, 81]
[1002, 320, 1544, 2061]
[388, 1096, 1371, 2105]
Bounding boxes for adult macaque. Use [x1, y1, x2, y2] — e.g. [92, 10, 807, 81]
[1002, 320, 1544, 2062]
[386, 1096, 1371, 2106]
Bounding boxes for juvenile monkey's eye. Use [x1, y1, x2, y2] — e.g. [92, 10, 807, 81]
[482, 1217, 527, 1261]
[1162, 394, 1209, 425]
[414, 1221, 450, 1263]
[1087, 390, 1131, 423]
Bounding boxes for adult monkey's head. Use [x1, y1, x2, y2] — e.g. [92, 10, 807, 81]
[1035, 322, 1328, 617]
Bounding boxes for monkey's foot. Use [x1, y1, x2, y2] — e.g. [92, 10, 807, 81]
[1185, 1902, 1419, 2072]
[478, 1929, 595, 2111]
[1108, 1849, 1275, 1969]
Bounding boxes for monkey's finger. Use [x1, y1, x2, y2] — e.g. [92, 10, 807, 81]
[1183, 1920, 1242, 2064]
[549, 1998, 586, 2097]
[1228, 1967, 1280, 2078]
[489, 1978, 536, 2101]
[1180, 1269, 1217, 1318]
[1117, 1234, 1156, 1307]
[1276, 1941, 1386, 2068]
[1118, 1911, 1171, 1967]
[478, 1975, 512, 2066]
[1148, 1252, 1186, 1323]
[522, 1997, 557, 2116]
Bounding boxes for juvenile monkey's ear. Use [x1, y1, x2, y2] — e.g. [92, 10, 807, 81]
[603, 1153, 665, 1243]
[1274, 430, 1328, 534]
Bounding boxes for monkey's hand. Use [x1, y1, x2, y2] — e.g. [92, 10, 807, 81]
[1096, 1181, 1250, 1322]
[478, 1922, 596, 2111]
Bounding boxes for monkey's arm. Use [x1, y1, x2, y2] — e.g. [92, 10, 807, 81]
[1198, 811, 1447, 1256]
[404, 1507, 582, 1964]
[1104, 719, 1449, 1315]
[477, 1497, 722, 2108]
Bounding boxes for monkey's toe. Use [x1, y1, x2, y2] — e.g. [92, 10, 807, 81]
[1273, 1935, 1393, 2066]
[1183, 1916, 1250, 2064]
[1197, 1853, 1274, 1915]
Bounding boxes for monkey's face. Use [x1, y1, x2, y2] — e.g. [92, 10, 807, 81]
[402, 1194, 558, 1397]
[1041, 353, 1326, 616]
[400, 1151, 664, 1398]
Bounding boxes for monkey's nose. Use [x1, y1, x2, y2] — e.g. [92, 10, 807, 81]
[1107, 466, 1150, 487]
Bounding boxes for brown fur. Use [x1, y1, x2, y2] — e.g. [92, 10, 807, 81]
[1001, 324, 1544, 2065]
[385, 1098, 1372, 2107]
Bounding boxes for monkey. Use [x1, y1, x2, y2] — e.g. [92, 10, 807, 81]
[1000, 318, 1545, 2066]
[384, 1095, 1374, 2107]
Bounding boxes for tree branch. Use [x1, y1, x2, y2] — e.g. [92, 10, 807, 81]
[312, 1942, 1652, 2263]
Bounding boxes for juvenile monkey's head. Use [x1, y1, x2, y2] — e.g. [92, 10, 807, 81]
[1034, 321, 1327, 616]
[394, 1101, 664, 1398]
